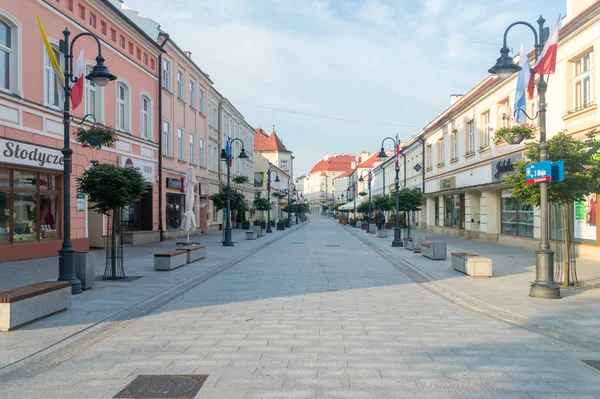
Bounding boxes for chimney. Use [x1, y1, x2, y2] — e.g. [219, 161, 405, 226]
[450, 94, 463, 106]
[183, 51, 192, 59]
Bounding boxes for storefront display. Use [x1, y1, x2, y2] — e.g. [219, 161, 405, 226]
[166, 193, 184, 230]
[502, 198, 533, 237]
[574, 193, 597, 243]
[0, 168, 61, 244]
[444, 194, 463, 229]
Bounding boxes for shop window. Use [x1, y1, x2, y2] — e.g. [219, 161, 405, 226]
[435, 196, 440, 226]
[573, 193, 597, 243]
[501, 198, 533, 237]
[166, 193, 184, 230]
[0, 169, 61, 244]
[444, 194, 463, 229]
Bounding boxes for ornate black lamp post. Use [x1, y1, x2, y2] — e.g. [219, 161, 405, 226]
[266, 169, 280, 233]
[220, 139, 249, 246]
[488, 16, 560, 299]
[286, 178, 292, 227]
[352, 179, 357, 227]
[59, 29, 116, 294]
[294, 187, 299, 225]
[378, 138, 403, 247]
[358, 169, 372, 233]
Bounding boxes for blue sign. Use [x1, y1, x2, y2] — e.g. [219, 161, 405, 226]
[526, 161, 551, 184]
[551, 160, 565, 182]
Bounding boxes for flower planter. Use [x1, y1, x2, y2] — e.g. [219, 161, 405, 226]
[341, 218, 347, 225]
[385, 223, 392, 229]
[361, 223, 368, 230]
[241, 221, 251, 230]
[276, 222, 285, 231]
[86, 133, 102, 148]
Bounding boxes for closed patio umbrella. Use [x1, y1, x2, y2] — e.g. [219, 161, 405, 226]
[181, 166, 197, 243]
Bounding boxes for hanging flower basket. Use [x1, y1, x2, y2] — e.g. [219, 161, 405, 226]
[359, 191, 367, 197]
[75, 126, 118, 149]
[493, 124, 535, 146]
[232, 175, 249, 184]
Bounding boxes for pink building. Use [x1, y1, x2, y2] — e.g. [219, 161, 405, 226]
[159, 38, 212, 237]
[0, 0, 161, 261]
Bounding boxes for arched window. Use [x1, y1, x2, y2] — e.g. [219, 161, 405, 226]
[0, 14, 20, 94]
[115, 82, 130, 132]
[85, 65, 103, 121]
[0, 20, 11, 91]
[140, 94, 151, 140]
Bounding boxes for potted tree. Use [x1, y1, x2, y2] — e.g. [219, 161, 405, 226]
[357, 202, 370, 230]
[77, 161, 148, 280]
[276, 219, 286, 230]
[209, 185, 249, 230]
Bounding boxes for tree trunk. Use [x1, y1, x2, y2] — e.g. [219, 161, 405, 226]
[111, 208, 118, 280]
[563, 203, 570, 287]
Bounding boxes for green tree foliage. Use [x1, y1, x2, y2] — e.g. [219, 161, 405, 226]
[209, 185, 248, 212]
[253, 197, 271, 212]
[505, 131, 600, 206]
[77, 161, 148, 215]
[357, 202, 370, 219]
[373, 195, 393, 211]
[397, 188, 423, 213]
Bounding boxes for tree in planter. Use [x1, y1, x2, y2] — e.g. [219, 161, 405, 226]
[504, 130, 600, 286]
[373, 196, 393, 225]
[253, 197, 271, 221]
[356, 202, 370, 225]
[77, 161, 148, 280]
[209, 185, 248, 228]
[393, 188, 423, 237]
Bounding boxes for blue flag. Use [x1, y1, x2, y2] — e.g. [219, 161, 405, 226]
[514, 43, 531, 125]
[225, 136, 231, 159]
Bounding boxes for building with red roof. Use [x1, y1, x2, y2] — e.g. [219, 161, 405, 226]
[254, 128, 294, 192]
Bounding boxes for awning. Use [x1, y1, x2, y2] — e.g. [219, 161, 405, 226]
[339, 199, 362, 211]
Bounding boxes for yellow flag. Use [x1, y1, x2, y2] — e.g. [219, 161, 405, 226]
[37, 15, 65, 90]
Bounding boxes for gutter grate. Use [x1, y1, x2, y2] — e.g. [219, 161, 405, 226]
[114, 374, 209, 398]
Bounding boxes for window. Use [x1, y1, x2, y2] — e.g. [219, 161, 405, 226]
[85, 65, 102, 121]
[44, 45, 62, 108]
[435, 197, 440, 226]
[466, 120, 475, 154]
[481, 111, 491, 149]
[78, 4, 85, 20]
[177, 127, 184, 160]
[199, 137, 205, 167]
[119, 35, 125, 49]
[502, 198, 533, 237]
[189, 80, 196, 107]
[189, 134, 196, 164]
[177, 70, 184, 99]
[573, 52, 593, 111]
[444, 194, 463, 229]
[100, 20, 107, 35]
[150, 58, 155, 70]
[143, 53, 148, 65]
[280, 159, 288, 171]
[499, 99, 510, 128]
[162, 59, 171, 90]
[0, 169, 61, 244]
[166, 193, 184, 230]
[116, 83, 129, 131]
[451, 130, 458, 160]
[199, 89, 205, 114]
[67, 0, 73, 11]
[0, 19, 15, 92]
[438, 138, 445, 165]
[128, 42, 133, 55]
[89, 12, 96, 28]
[163, 120, 172, 157]
[427, 145, 432, 168]
[140, 95, 151, 140]
[136, 48, 141, 60]
[110, 28, 116, 42]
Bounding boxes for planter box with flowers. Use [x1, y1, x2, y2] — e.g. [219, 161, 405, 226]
[76, 126, 118, 149]
[233, 175, 249, 184]
[493, 124, 535, 146]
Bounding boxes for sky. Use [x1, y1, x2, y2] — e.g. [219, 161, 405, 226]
[124, 0, 565, 176]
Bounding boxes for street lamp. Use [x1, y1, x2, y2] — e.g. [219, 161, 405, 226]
[266, 169, 280, 233]
[359, 169, 372, 233]
[352, 180, 357, 227]
[294, 186, 299, 224]
[220, 139, 249, 246]
[286, 178, 292, 227]
[489, 16, 560, 299]
[59, 29, 116, 294]
[378, 137, 403, 247]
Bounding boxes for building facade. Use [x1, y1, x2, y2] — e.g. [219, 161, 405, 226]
[305, 154, 358, 214]
[0, 0, 161, 261]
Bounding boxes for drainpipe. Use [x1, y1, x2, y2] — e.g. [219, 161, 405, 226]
[157, 33, 169, 242]
[419, 136, 425, 193]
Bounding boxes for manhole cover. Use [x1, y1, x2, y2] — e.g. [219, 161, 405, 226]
[114, 374, 209, 398]
[583, 360, 600, 371]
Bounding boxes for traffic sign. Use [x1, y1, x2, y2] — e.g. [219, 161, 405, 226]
[526, 161, 551, 184]
[551, 160, 565, 182]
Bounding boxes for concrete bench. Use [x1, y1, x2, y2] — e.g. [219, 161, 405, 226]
[451, 252, 492, 277]
[0, 281, 71, 331]
[246, 231, 257, 240]
[154, 249, 188, 271]
[421, 241, 446, 260]
[178, 245, 207, 263]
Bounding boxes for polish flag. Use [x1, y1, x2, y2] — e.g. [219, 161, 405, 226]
[527, 17, 560, 99]
[71, 49, 85, 110]
[395, 133, 400, 166]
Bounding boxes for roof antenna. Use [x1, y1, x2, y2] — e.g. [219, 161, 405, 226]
[272, 125, 275, 134]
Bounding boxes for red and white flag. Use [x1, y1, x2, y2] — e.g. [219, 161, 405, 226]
[395, 134, 400, 166]
[71, 49, 85, 110]
[527, 17, 560, 99]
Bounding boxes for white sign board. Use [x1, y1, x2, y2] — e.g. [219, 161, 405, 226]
[0, 138, 64, 171]
[118, 156, 155, 183]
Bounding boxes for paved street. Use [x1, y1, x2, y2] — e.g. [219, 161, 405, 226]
[2, 216, 600, 398]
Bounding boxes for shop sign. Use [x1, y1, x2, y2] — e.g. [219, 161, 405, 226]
[166, 177, 183, 190]
[119, 156, 155, 183]
[501, 189, 512, 198]
[439, 176, 456, 191]
[76, 191, 85, 211]
[0, 138, 63, 171]
[491, 153, 522, 182]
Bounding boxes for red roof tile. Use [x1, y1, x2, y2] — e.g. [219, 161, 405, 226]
[335, 169, 354, 179]
[356, 153, 382, 169]
[254, 128, 289, 152]
[309, 155, 357, 174]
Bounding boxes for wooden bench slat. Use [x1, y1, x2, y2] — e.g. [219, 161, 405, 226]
[421, 242, 432, 248]
[177, 245, 206, 251]
[451, 252, 478, 258]
[154, 250, 187, 257]
[0, 281, 71, 303]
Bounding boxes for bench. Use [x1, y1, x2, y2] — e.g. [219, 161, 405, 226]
[154, 249, 188, 271]
[451, 252, 492, 277]
[0, 281, 71, 332]
[421, 241, 446, 260]
[178, 245, 207, 263]
[246, 231, 257, 240]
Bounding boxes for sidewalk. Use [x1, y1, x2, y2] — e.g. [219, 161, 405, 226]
[0, 222, 305, 370]
[345, 222, 600, 352]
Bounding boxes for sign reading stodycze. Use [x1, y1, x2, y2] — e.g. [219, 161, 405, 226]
[491, 153, 522, 182]
[0, 138, 64, 171]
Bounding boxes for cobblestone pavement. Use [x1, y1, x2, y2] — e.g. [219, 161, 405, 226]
[2, 216, 600, 398]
